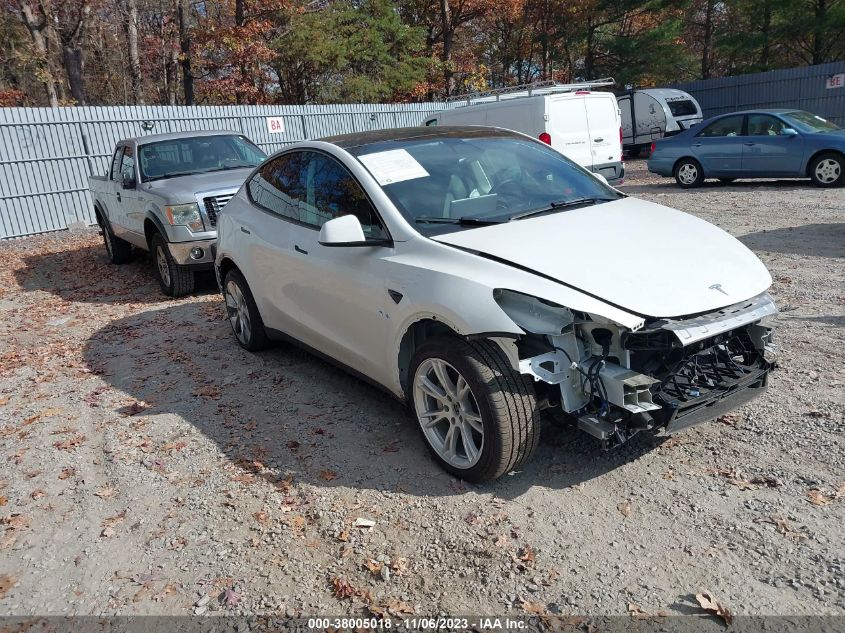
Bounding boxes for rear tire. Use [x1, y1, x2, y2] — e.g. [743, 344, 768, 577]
[809, 152, 844, 187]
[223, 269, 267, 351]
[100, 216, 133, 264]
[674, 158, 704, 188]
[409, 336, 540, 482]
[151, 233, 195, 297]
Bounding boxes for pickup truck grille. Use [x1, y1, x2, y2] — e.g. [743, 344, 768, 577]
[202, 193, 235, 227]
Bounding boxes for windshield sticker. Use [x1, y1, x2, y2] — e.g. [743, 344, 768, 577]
[358, 149, 430, 186]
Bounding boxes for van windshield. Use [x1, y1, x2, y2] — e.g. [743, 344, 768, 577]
[351, 133, 623, 236]
[667, 100, 698, 117]
[138, 135, 266, 182]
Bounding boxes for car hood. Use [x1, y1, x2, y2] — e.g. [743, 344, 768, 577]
[431, 197, 772, 318]
[142, 167, 254, 202]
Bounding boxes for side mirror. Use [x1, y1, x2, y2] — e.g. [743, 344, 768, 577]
[782, 127, 798, 136]
[122, 174, 136, 189]
[318, 215, 390, 248]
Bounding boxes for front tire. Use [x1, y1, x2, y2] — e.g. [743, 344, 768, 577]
[409, 337, 540, 483]
[223, 269, 267, 351]
[674, 158, 704, 188]
[151, 233, 195, 297]
[810, 152, 844, 187]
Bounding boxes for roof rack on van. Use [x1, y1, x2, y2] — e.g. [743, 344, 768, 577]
[446, 78, 615, 105]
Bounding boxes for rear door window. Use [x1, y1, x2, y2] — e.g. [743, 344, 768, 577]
[697, 115, 745, 137]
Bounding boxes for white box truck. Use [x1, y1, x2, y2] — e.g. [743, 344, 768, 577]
[617, 88, 703, 156]
[424, 80, 625, 184]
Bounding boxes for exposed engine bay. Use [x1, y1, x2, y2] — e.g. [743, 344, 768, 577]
[495, 289, 778, 447]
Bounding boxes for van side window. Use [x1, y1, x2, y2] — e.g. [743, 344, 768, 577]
[425, 119, 438, 127]
[697, 115, 744, 138]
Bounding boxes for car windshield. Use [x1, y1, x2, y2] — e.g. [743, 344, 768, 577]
[780, 111, 841, 134]
[350, 133, 623, 235]
[138, 135, 266, 182]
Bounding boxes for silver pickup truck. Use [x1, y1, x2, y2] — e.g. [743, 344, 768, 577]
[89, 130, 265, 296]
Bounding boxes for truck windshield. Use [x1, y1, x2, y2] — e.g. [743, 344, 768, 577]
[138, 135, 266, 182]
[350, 133, 622, 236]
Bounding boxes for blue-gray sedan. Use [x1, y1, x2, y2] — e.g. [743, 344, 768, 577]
[648, 109, 845, 188]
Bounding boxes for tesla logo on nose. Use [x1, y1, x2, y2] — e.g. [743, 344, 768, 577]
[709, 283, 728, 295]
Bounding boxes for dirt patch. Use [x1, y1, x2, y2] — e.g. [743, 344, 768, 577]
[0, 162, 843, 617]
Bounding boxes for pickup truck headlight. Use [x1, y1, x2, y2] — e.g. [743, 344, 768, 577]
[164, 203, 204, 232]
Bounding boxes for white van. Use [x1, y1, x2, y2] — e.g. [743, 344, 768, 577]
[617, 89, 703, 155]
[424, 80, 624, 184]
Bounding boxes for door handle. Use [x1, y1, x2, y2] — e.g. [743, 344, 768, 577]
[294, 244, 308, 255]
[116, 192, 121, 202]
[692, 143, 702, 148]
[240, 226, 251, 234]
[593, 137, 604, 143]
[743, 142, 755, 146]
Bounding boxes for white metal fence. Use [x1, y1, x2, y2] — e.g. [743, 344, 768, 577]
[0, 103, 445, 239]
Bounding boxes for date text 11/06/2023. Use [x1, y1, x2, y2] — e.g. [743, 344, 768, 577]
[306, 617, 528, 630]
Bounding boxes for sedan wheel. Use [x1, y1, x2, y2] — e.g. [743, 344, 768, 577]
[674, 159, 704, 188]
[414, 358, 484, 469]
[810, 153, 843, 187]
[409, 336, 541, 482]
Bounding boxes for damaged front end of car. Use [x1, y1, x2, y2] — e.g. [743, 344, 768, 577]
[494, 289, 778, 448]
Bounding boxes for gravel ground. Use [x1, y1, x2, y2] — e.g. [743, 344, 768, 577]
[0, 159, 843, 621]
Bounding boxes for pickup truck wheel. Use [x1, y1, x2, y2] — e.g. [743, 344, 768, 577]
[101, 218, 133, 264]
[674, 158, 704, 188]
[409, 336, 540, 483]
[223, 270, 267, 351]
[810, 152, 844, 187]
[151, 234, 194, 297]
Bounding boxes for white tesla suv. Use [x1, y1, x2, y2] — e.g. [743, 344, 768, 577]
[214, 126, 777, 482]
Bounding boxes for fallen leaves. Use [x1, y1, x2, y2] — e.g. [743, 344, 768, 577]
[515, 545, 535, 563]
[1, 514, 29, 530]
[695, 591, 733, 626]
[53, 433, 86, 451]
[0, 574, 15, 599]
[122, 400, 149, 416]
[94, 487, 116, 499]
[221, 586, 240, 608]
[806, 485, 844, 506]
[101, 510, 127, 537]
[617, 499, 632, 517]
[319, 470, 337, 481]
[521, 599, 546, 615]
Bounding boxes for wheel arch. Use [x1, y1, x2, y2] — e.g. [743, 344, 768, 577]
[397, 318, 463, 398]
[143, 214, 168, 249]
[805, 148, 844, 177]
[217, 256, 241, 283]
[673, 155, 701, 175]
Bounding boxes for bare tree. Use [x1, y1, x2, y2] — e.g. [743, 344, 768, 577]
[18, 0, 59, 105]
[120, 0, 144, 104]
[177, 0, 193, 104]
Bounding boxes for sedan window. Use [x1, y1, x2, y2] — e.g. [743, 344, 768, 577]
[697, 115, 744, 138]
[780, 110, 841, 133]
[747, 114, 787, 136]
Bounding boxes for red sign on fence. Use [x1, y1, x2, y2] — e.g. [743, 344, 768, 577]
[825, 73, 844, 89]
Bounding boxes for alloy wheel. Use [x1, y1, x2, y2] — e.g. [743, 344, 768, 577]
[814, 158, 841, 184]
[224, 280, 252, 345]
[678, 163, 698, 185]
[413, 358, 484, 469]
[155, 245, 171, 288]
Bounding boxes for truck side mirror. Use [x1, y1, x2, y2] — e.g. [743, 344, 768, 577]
[122, 174, 136, 189]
